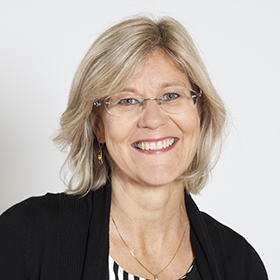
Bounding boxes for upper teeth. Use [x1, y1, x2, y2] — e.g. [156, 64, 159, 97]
[135, 138, 175, 150]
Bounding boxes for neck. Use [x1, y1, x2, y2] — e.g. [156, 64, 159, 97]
[110, 173, 188, 238]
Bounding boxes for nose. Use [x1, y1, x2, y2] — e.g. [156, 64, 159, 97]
[137, 99, 168, 129]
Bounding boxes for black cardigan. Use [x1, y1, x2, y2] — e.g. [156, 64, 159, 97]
[0, 181, 268, 279]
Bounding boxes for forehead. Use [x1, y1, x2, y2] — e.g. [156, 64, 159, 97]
[124, 49, 191, 91]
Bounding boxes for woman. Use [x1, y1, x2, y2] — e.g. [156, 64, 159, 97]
[0, 16, 267, 279]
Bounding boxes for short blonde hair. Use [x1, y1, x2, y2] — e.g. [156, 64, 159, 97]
[53, 15, 227, 195]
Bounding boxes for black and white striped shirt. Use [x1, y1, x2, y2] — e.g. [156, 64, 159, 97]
[109, 255, 194, 280]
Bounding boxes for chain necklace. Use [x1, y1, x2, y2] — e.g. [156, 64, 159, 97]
[111, 216, 189, 280]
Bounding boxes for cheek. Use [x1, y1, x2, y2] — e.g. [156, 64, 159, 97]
[190, 119, 201, 146]
[174, 111, 200, 136]
[102, 114, 121, 143]
[176, 114, 201, 156]
[102, 113, 138, 144]
[103, 125, 122, 167]
[104, 126, 120, 150]
[102, 118, 131, 153]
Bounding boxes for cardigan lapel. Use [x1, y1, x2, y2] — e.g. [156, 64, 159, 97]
[185, 193, 223, 280]
[81, 182, 111, 280]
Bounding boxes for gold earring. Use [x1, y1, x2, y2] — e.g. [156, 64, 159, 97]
[98, 143, 104, 165]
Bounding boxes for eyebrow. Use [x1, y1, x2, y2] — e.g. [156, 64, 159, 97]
[159, 82, 188, 88]
[121, 87, 137, 93]
[121, 82, 189, 93]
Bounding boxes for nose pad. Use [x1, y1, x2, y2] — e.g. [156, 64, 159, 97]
[139, 99, 161, 113]
[157, 99, 162, 106]
[141, 98, 162, 109]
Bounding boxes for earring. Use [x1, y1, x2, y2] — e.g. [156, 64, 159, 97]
[97, 143, 104, 165]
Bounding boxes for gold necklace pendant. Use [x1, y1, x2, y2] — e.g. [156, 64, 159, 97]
[154, 275, 158, 280]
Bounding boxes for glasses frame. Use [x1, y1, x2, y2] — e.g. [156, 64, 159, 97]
[93, 89, 203, 117]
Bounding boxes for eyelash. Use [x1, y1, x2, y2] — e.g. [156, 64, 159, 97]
[162, 93, 180, 100]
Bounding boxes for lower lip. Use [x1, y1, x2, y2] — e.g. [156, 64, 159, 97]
[132, 139, 178, 154]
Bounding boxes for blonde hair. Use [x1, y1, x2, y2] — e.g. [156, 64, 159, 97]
[53, 15, 227, 195]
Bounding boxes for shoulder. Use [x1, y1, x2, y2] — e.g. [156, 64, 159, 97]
[201, 211, 250, 249]
[0, 183, 111, 232]
[0, 193, 62, 226]
[0, 194, 67, 277]
[200, 212, 253, 252]
[0, 191, 96, 241]
[201, 212, 268, 279]
[0, 191, 94, 278]
[185, 194, 267, 279]
[0, 185, 111, 278]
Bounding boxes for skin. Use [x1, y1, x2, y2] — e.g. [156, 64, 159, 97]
[92, 49, 202, 280]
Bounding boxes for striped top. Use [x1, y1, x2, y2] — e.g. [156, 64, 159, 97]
[109, 255, 194, 280]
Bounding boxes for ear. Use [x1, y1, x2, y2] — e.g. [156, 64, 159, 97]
[91, 113, 105, 143]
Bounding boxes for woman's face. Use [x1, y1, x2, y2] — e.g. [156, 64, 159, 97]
[93, 49, 201, 187]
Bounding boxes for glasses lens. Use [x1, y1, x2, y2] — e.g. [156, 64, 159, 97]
[105, 90, 199, 117]
[160, 89, 196, 114]
[106, 93, 141, 117]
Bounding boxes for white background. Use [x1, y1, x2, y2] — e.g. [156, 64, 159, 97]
[0, 0, 279, 278]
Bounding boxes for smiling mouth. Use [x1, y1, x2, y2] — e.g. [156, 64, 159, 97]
[133, 138, 175, 151]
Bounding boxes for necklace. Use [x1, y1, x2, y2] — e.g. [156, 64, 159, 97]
[111, 216, 189, 280]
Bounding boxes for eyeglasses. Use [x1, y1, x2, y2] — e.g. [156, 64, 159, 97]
[93, 88, 202, 118]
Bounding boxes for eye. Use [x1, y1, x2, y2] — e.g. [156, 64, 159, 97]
[162, 93, 180, 100]
[118, 98, 139, 105]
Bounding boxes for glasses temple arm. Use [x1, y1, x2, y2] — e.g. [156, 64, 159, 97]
[93, 101, 110, 108]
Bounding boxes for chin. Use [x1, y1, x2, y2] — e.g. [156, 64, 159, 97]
[138, 174, 181, 187]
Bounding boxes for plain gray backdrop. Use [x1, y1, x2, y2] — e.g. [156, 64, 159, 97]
[0, 0, 279, 278]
